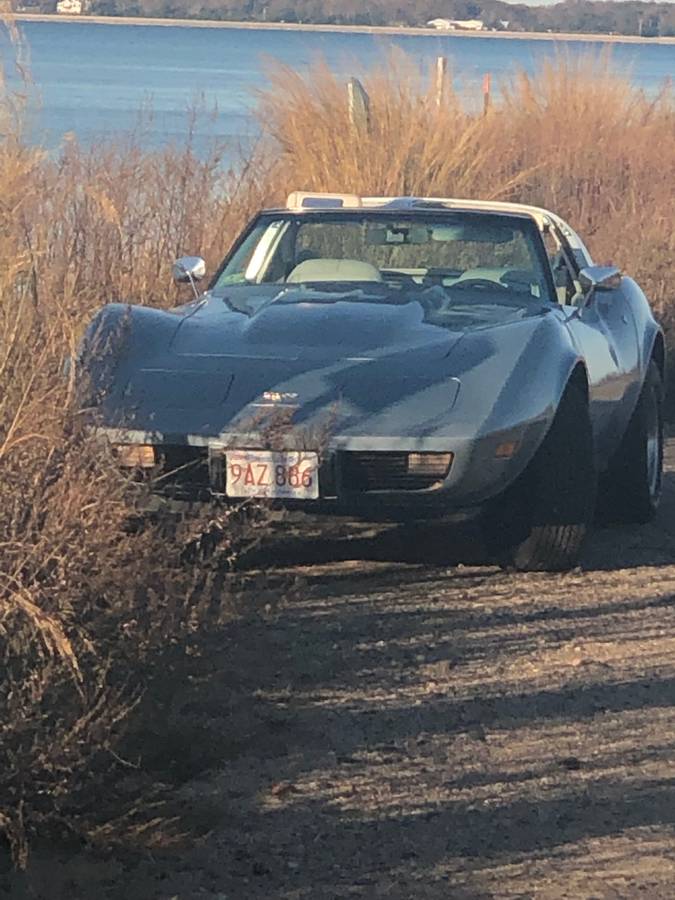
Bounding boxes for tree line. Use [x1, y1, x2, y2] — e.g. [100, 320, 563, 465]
[25, 0, 675, 37]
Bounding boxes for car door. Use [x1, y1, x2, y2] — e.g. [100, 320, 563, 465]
[543, 225, 636, 463]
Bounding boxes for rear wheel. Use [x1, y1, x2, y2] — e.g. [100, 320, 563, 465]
[597, 360, 663, 524]
[480, 380, 596, 572]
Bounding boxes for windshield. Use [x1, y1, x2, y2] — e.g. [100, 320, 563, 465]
[213, 211, 554, 305]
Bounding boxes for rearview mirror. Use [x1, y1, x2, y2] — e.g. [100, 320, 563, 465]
[172, 256, 206, 284]
[431, 224, 514, 244]
[366, 226, 430, 246]
[579, 265, 622, 293]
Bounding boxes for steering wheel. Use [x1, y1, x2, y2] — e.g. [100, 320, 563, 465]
[381, 270, 420, 289]
[451, 278, 512, 293]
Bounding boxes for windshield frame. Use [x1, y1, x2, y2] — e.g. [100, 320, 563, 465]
[209, 209, 558, 304]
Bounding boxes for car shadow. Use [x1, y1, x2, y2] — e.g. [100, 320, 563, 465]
[32, 561, 673, 899]
[584, 469, 675, 571]
[242, 515, 488, 572]
[241, 468, 675, 576]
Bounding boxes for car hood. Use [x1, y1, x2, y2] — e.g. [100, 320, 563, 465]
[93, 286, 552, 442]
[170, 285, 463, 361]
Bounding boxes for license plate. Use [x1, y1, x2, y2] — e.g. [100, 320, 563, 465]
[225, 450, 319, 500]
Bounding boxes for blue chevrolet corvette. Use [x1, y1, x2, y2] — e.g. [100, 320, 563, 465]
[80, 192, 665, 571]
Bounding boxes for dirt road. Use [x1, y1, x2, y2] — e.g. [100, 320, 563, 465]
[8, 446, 675, 899]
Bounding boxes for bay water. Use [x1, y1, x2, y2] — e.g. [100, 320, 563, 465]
[1, 20, 673, 152]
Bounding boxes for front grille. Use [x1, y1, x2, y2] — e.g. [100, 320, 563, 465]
[151, 448, 447, 500]
[340, 452, 448, 493]
[156, 446, 210, 498]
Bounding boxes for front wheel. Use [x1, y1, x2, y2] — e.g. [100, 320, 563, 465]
[480, 381, 596, 572]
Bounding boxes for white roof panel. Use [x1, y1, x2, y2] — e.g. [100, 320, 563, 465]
[280, 191, 591, 259]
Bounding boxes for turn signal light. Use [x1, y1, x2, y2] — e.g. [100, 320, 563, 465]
[407, 452, 453, 476]
[114, 444, 156, 469]
[494, 441, 519, 459]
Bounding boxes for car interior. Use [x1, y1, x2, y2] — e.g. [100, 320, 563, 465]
[215, 215, 561, 307]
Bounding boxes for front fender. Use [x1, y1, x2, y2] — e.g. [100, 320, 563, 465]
[443, 312, 584, 504]
[78, 302, 181, 413]
[80, 302, 180, 362]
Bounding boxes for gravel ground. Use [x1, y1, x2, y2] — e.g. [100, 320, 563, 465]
[6, 444, 675, 899]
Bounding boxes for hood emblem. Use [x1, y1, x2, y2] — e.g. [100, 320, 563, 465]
[262, 391, 299, 403]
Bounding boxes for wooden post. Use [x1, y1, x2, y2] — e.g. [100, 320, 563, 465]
[434, 56, 448, 108]
[482, 72, 492, 115]
[348, 78, 370, 130]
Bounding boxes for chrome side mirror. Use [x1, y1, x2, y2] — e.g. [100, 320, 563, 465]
[173, 255, 206, 285]
[579, 265, 622, 294]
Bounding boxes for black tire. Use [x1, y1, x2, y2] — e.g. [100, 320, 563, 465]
[597, 360, 663, 525]
[480, 380, 596, 572]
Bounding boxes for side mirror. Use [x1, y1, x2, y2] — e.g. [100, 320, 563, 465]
[579, 265, 622, 294]
[172, 256, 206, 285]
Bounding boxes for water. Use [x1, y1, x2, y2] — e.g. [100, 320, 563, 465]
[1, 20, 673, 152]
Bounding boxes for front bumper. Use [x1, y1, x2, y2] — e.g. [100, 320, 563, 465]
[107, 420, 547, 521]
[151, 446, 456, 517]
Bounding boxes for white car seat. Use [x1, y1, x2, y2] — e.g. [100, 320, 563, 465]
[286, 258, 383, 283]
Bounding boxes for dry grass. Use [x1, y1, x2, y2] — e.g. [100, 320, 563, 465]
[0, 47, 673, 868]
[259, 51, 675, 330]
[0, 128, 272, 866]
[258, 53, 533, 201]
[499, 55, 675, 319]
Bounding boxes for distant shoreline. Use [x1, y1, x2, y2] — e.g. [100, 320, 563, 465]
[12, 12, 675, 45]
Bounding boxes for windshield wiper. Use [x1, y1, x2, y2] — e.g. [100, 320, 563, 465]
[271, 284, 410, 305]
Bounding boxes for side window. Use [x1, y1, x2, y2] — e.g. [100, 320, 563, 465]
[542, 228, 582, 305]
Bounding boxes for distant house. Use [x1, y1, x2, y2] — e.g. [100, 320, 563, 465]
[56, 0, 83, 13]
[427, 18, 485, 32]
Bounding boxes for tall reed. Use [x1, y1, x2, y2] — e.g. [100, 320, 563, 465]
[0, 127, 269, 865]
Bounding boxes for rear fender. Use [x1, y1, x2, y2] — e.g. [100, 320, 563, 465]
[608, 276, 664, 439]
[620, 277, 665, 379]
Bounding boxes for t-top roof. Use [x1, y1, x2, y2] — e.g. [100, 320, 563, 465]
[278, 191, 588, 256]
